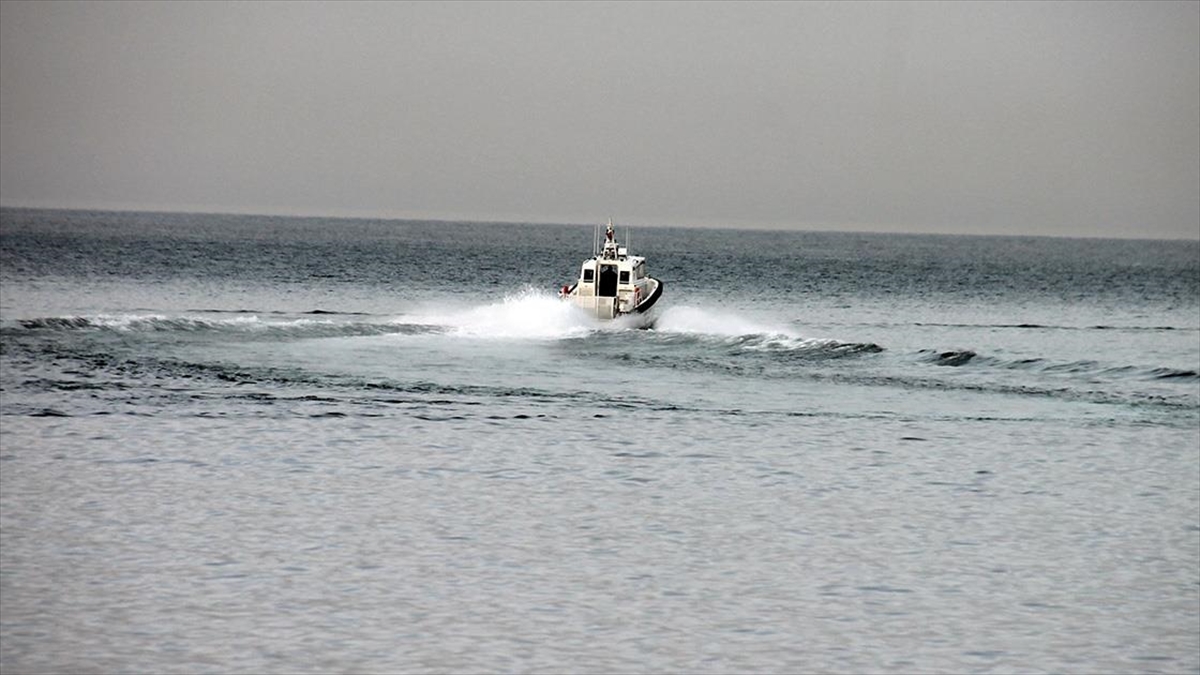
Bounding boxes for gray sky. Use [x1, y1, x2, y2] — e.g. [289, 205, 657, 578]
[1, 1, 1197, 238]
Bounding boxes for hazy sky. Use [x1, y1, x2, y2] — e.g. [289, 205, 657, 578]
[1, 1, 1197, 238]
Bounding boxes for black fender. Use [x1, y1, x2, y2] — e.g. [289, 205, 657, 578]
[633, 278, 663, 314]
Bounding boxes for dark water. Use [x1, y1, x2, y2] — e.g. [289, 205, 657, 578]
[2, 208, 1198, 674]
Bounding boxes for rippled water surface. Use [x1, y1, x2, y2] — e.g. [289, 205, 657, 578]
[2, 209, 1198, 673]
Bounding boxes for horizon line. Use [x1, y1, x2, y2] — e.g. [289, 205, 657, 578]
[1, 203, 1196, 243]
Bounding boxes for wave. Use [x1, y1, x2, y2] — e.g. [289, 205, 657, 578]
[915, 348, 1199, 382]
[918, 349, 977, 366]
[1149, 367, 1200, 380]
[8, 302, 1193, 387]
[650, 306, 884, 358]
[404, 288, 605, 340]
[9, 290, 617, 343]
[12, 314, 440, 339]
[653, 305, 786, 338]
[10, 350, 671, 414]
[8, 289, 643, 342]
[913, 322, 1196, 332]
[185, 308, 374, 316]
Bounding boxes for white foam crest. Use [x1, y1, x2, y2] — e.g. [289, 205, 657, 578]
[409, 289, 600, 340]
[89, 314, 170, 330]
[89, 314, 334, 332]
[651, 306, 848, 352]
[91, 314, 229, 331]
[742, 334, 841, 352]
[653, 306, 794, 339]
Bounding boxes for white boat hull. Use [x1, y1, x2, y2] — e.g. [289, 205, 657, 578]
[565, 277, 662, 324]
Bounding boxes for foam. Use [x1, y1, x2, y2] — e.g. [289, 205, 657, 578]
[652, 305, 794, 339]
[406, 288, 601, 340]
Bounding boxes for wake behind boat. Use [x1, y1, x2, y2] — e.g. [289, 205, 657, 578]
[560, 219, 663, 323]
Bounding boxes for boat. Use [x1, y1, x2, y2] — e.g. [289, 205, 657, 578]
[559, 218, 663, 323]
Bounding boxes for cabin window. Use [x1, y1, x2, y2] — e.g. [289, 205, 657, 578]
[619, 271, 630, 284]
[582, 268, 594, 283]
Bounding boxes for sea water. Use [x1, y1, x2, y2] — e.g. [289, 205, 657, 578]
[1, 208, 1197, 674]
